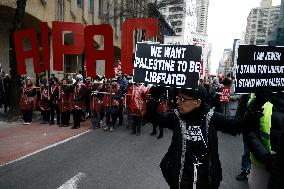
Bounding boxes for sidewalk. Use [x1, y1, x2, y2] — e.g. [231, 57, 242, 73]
[0, 119, 92, 166]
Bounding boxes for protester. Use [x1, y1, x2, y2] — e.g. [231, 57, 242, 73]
[58, 78, 72, 127]
[39, 78, 50, 124]
[157, 84, 244, 189]
[103, 78, 120, 132]
[20, 78, 37, 125]
[130, 83, 148, 136]
[90, 76, 104, 129]
[243, 89, 284, 189]
[49, 77, 60, 125]
[220, 77, 241, 116]
[235, 94, 252, 181]
[71, 74, 86, 129]
[2, 74, 11, 114]
[147, 84, 166, 139]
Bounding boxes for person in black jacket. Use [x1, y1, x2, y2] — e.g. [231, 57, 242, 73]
[157, 84, 242, 189]
[147, 84, 165, 139]
[242, 89, 284, 189]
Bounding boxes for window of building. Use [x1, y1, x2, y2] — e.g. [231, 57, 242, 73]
[169, 14, 183, 19]
[169, 6, 183, 12]
[56, 0, 64, 21]
[89, 0, 94, 12]
[77, 0, 83, 7]
[175, 28, 182, 33]
[99, 0, 107, 17]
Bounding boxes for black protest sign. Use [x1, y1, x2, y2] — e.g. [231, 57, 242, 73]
[133, 43, 202, 89]
[235, 45, 284, 93]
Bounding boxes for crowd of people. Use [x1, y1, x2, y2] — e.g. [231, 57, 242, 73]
[1, 70, 284, 189]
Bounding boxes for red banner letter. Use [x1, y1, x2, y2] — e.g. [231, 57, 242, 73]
[13, 28, 40, 75]
[121, 18, 158, 75]
[85, 24, 114, 78]
[52, 21, 84, 71]
[41, 22, 50, 71]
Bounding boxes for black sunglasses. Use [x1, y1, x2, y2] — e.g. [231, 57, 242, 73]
[176, 96, 196, 102]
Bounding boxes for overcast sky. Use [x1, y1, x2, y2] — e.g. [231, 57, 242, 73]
[207, 0, 281, 74]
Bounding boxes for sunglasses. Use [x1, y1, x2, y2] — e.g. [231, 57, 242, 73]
[176, 96, 196, 103]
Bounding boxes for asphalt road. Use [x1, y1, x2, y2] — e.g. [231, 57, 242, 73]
[0, 123, 249, 189]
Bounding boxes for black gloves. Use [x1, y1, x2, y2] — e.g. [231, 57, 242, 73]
[241, 98, 263, 132]
[264, 153, 276, 172]
[209, 180, 220, 189]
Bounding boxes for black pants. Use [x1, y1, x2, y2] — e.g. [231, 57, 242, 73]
[61, 111, 70, 126]
[118, 104, 124, 125]
[132, 115, 142, 134]
[105, 107, 118, 127]
[50, 103, 60, 124]
[22, 110, 33, 123]
[42, 110, 50, 123]
[73, 109, 82, 128]
[170, 177, 210, 189]
[91, 110, 103, 129]
[152, 123, 164, 136]
[85, 98, 90, 117]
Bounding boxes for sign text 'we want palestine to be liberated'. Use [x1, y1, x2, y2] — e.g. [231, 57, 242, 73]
[133, 43, 202, 89]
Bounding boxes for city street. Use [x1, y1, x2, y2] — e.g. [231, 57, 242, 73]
[0, 121, 248, 189]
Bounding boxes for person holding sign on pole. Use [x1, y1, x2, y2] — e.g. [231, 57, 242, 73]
[157, 84, 245, 189]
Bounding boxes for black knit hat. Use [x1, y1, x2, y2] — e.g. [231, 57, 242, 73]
[179, 84, 208, 102]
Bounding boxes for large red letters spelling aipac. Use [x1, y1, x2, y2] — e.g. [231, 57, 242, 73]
[13, 18, 158, 77]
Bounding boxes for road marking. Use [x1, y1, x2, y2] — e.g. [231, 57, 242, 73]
[57, 172, 87, 189]
[0, 130, 92, 167]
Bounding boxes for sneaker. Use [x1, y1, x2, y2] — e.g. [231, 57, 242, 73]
[157, 134, 163, 139]
[26, 122, 31, 125]
[103, 126, 109, 131]
[23, 122, 28, 125]
[109, 126, 114, 132]
[150, 131, 157, 136]
[236, 171, 249, 181]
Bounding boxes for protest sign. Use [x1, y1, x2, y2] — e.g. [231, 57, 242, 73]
[220, 86, 230, 102]
[235, 45, 284, 93]
[133, 43, 202, 89]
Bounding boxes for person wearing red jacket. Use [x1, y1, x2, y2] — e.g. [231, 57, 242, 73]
[130, 83, 148, 136]
[71, 74, 86, 129]
[20, 78, 37, 125]
[102, 79, 120, 132]
[84, 77, 92, 118]
[49, 77, 60, 125]
[39, 79, 50, 124]
[58, 78, 72, 127]
[90, 77, 105, 129]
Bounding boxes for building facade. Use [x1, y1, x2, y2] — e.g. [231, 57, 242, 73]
[245, 0, 280, 45]
[0, 0, 103, 79]
[196, 0, 209, 34]
[159, 0, 211, 78]
[158, 0, 197, 36]
[268, 0, 284, 45]
[217, 48, 232, 77]
[0, 0, 166, 80]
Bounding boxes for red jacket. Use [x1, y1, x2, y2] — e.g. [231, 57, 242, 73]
[130, 84, 148, 116]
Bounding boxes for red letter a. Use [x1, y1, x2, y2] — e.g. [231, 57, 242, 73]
[52, 21, 84, 71]
[13, 28, 41, 75]
[85, 24, 114, 78]
[121, 18, 158, 75]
